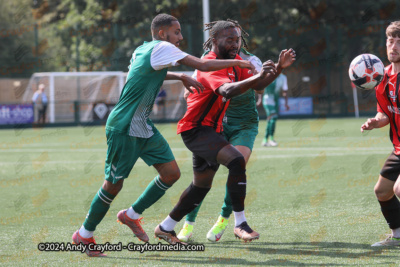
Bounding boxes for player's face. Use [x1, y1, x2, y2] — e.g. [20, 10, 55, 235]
[387, 36, 400, 63]
[164, 21, 183, 47]
[216, 27, 240, 59]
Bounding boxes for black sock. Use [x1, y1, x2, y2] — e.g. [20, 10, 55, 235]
[227, 156, 246, 212]
[379, 195, 400, 229]
[169, 183, 210, 221]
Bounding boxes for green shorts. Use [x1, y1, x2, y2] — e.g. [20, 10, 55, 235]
[223, 122, 258, 151]
[104, 128, 175, 184]
[263, 104, 279, 118]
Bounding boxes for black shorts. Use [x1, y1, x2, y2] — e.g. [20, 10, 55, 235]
[380, 151, 400, 181]
[181, 126, 230, 172]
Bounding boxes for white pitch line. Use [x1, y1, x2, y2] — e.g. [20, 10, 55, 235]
[0, 147, 393, 153]
[0, 150, 393, 165]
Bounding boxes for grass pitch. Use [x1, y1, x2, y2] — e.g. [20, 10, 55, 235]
[1, 118, 399, 266]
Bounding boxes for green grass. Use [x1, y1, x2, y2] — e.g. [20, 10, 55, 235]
[1, 118, 399, 266]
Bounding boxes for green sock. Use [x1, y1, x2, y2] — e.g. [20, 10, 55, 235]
[131, 175, 170, 214]
[83, 187, 115, 231]
[270, 117, 277, 139]
[220, 184, 233, 218]
[265, 120, 270, 140]
[186, 200, 203, 222]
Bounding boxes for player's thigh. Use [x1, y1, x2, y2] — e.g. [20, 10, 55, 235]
[264, 104, 277, 118]
[181, 126, 229, 166]
[227, 125, 258, 162]
[263, 104, 273, 117]
[104, 130, 140, 184]
[377, 151, 400, 199]
[375, 152, 400, 199]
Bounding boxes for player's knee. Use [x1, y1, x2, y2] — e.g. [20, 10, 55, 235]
[159, 169, 181, 186]
[170, 169, 181, 182]
[227, 156, 246, 174]
[102, 180, 123, 196]
[374, 183, 393, 201]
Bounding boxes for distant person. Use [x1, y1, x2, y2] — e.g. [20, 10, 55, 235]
[258, 73, 289, 147]
[153, 87, 167, 116]
[32, 84, 48, 124]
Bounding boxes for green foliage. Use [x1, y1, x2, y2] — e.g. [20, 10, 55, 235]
[1, 0, 400, 77]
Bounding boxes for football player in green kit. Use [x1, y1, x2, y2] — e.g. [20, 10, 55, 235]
[259, 73, 289, 147]
[71, 14, 256, 257]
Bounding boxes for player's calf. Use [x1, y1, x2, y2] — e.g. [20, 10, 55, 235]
[226, 156, 247, 212]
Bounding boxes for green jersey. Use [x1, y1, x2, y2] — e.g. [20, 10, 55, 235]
[106, 40, 187, 138]
[224, 48, 262, 126]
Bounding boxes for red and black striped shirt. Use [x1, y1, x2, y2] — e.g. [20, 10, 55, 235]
[376, 64, 400, 154]
[177, 51, 253, 134]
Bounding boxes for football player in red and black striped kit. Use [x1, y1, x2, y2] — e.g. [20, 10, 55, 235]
[361, 21, 400, 247]
[154, 20, 295, 244]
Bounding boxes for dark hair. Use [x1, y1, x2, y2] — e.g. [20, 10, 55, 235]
[386, 21, 400, 38]
[151, 14, 178, 37]
[203, 19, 249, 50]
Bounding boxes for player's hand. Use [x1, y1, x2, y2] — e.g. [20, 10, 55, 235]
[260, 60, 277, 78]
[277, 48, 296, 69]
[238, 60, 256, 74]
[285, 104, 290, 111]
[361, 118, 379, 132]
[181, 74, 204, 94]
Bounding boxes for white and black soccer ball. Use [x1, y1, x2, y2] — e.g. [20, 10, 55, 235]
[348, 54, 384, 90]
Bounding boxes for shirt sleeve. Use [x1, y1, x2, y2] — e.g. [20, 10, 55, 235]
[199, 69, 231, 93]
[377, 103, 383, 113]
[282, 75, 288, 91]
[150, 41, 189, 70]
[249, 55, 263, 73]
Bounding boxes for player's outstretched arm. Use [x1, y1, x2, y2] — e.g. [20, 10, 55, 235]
[276, 48, 296, 70]
[216, 60, 278, 99]
[178, 55, 255, 73]
[166, 72, 204, 94]
[361, 112, 389, 132]
[252, 49, 296, 93]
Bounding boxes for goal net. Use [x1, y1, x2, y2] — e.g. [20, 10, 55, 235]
[21, 71, 192, 123]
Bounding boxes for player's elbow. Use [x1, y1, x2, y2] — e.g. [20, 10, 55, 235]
[220, 85, 238, 99]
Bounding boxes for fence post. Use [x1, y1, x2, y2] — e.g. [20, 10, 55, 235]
[74, 101, 80, 124]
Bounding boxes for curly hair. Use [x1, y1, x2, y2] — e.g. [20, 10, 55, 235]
[203, 19, 249, 50]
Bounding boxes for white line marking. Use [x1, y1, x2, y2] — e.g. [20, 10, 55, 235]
[0, 147, 393, 153]
[0, 150, 392, 165]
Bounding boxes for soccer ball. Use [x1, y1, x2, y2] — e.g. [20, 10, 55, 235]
[348, 54, 384, 90]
